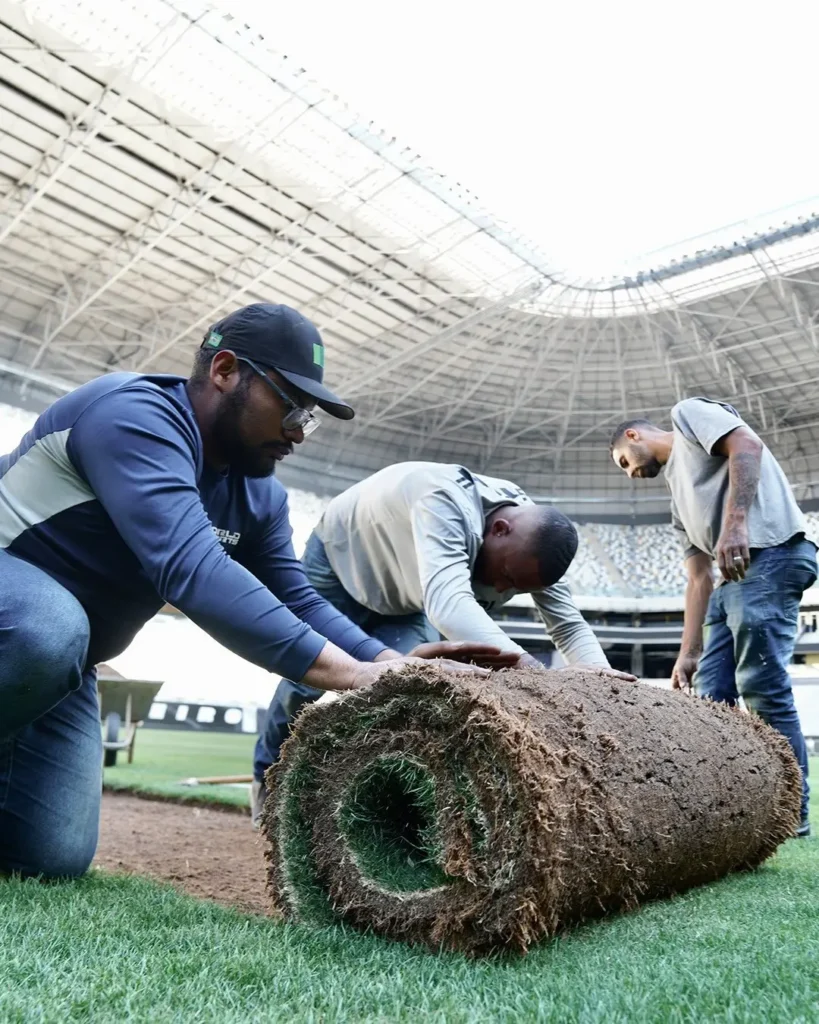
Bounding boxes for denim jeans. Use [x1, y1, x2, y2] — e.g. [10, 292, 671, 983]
[0, 549, 101, 877]
[253, 532, 438, 781]
[694, 536, 817, 822]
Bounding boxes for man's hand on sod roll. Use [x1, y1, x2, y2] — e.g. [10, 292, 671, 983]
[395, 644, 639, 682]
[306, 642, 638, 690]
[548, 663, 638, 683]
[302, 640, 491, 693]
[373, 642, 520, 668]
[672, 551, 714, 691]
[403, 641, 521, 669]
[671, 652, 699, 692]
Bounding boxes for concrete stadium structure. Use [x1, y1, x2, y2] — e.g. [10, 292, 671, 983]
[2, 0, 819, 513]
[2, 0, 819, 732]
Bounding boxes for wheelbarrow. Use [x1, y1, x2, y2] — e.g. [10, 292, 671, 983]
[97, 674, 164, 767]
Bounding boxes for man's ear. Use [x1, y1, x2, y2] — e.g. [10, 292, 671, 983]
[625, 428, 640, 442]
[491, 517, 512, 537]
[209, 350, 240, 393]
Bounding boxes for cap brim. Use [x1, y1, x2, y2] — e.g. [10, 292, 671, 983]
[275, 367, 355, 421]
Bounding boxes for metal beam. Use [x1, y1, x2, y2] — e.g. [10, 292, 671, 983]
[476, 314, 586, 470]
[0, 9, 193, 247]
[422, 304, 553, 438]
[21, 87, 313, 369]
[340, 302, 545, 461]
[357, 301, 530, 434]
[334, 281, 542, 399]
[636, 276, 792, 438]
[687, 281, 764, 347]
[553, 318, 593, 472]
[132, 179, 475, 374]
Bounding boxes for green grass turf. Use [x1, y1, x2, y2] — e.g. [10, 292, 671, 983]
[1, 752, 815, 1022]
[1, 819, 817, 1023]
[103, 728, 255, 809]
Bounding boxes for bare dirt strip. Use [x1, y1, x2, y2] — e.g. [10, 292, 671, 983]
[94, 792, 271, 916]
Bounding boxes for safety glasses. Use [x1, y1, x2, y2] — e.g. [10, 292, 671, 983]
[239, 357, 320, 437]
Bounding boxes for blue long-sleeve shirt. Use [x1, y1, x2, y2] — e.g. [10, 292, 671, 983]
[0, 372, 387, 677]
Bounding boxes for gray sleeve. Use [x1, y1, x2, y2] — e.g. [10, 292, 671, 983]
[531, 581, 609, 667]
[410, 492, 526, 654]
[672, 398, 746, 455]
[670, 497, 705, 562]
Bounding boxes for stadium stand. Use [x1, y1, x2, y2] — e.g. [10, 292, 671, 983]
[584, 523, 687, 597]
[563, 532, 620, 597]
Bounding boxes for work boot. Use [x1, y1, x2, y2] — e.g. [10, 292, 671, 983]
[251, 779, 267, 830]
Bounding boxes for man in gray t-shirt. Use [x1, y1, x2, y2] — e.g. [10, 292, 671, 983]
[253, 461, 632, 820]
[610, 398, 817, 836]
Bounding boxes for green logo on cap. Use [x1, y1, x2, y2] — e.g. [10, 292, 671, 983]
[313, 343, 325, 368]
[206, 330, 223, 348]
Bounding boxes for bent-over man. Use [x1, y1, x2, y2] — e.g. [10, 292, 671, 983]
[253, 460, 631, 821]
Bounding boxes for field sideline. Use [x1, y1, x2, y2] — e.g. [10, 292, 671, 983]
[103, 728, 254, 809]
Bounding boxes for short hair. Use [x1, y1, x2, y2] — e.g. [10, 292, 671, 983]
[531, 506, 578, 588]
[609, 418, 656, 453]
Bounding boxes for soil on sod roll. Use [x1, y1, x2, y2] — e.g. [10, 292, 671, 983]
[260, 665, 802, 955]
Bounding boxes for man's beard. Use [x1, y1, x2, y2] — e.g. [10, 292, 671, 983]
[226, 444, 278, 478]
[214, 391, 284, 478]
[637, 457, 663, 479]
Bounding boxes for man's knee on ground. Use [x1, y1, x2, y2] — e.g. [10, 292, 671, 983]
[1, 828, 97, 880]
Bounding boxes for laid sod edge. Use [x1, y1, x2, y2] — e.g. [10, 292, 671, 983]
[103, 780, 251, 813]
[102, 728, 255, 811]
[262, 665, 802, 954]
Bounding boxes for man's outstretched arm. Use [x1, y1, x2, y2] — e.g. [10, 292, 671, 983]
[69, 388, 386, 687]
[411, 493, 529, 657]
[247, 499, 514, 669]
[672, 550, 714, 690]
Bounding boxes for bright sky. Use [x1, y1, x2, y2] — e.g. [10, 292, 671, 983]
[224, 0, 819, 279]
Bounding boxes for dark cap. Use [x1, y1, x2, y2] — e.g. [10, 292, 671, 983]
[202, 303, 354, 420]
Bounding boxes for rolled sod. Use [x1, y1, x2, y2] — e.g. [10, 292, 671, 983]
[260, 666, 802, 954]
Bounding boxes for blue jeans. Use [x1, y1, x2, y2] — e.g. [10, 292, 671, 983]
[0, 550, 100, 878]
[253, 532, 438, 781]
[694, 537, 817, 822]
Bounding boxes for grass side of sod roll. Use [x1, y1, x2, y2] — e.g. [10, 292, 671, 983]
[263, 668, 804, 953]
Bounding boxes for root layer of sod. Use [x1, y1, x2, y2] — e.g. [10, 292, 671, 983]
[262, 666, 802, 954]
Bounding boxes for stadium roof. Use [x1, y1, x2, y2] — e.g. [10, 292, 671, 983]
[3, 0, 819, 515]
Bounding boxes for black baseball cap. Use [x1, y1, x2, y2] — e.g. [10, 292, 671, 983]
[201, 303, 354, 420]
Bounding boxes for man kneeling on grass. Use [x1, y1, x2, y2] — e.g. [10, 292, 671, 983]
[252, 459, 635, 825]
[0, 303, 493, 880]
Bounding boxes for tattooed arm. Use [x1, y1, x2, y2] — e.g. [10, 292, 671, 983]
[712, 426, 763, 581]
